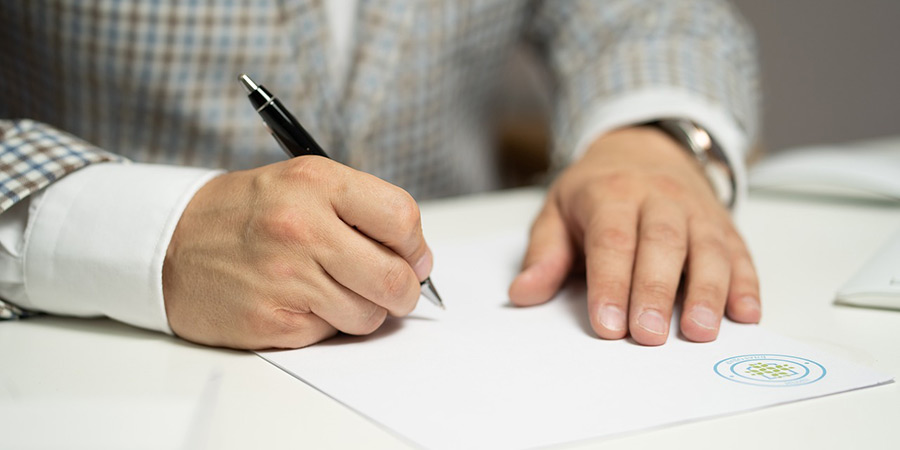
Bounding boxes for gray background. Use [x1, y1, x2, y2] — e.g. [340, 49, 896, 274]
[731, 0, 900, 152]
[497, 0, 900, 183]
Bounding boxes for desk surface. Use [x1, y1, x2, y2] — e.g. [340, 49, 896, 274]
[3, 188, 899, 449]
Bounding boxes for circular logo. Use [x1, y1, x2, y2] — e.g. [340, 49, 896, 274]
[714, 354, 826, 387]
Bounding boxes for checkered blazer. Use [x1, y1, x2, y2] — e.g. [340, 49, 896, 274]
[0, 0, 758, 213]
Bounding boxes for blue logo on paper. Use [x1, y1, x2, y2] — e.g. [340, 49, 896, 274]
[714, 354, 826, 387]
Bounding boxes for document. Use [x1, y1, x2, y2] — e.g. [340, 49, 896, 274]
[259, 233, 892, 450]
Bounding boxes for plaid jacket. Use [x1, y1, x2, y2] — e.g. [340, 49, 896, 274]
[0, 0, 758, 213]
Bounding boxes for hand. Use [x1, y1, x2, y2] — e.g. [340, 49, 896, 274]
[162, 157, 433, 350]
[508, 126, 761, 345]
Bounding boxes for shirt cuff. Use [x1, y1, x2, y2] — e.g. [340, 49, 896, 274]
[568, 87, 750, 214]
[22, 163, 223, 334]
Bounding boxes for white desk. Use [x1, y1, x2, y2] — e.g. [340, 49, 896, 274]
[2, 188, 899, 449]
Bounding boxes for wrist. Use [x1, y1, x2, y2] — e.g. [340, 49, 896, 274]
[23, 163, 222, 334]
[581, 125, 701, 169]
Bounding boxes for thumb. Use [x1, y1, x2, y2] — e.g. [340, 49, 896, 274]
[508, 201, 575, 306]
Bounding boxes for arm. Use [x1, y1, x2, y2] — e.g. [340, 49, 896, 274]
[0, 119, 220, 331]
[0, 119, 120, 320]
[0, 119, 120, 212]
[510, 0, 761, 344]
[1, 120, 432, 350]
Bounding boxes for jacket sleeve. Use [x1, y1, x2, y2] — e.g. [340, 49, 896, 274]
[0, 119, 220, 332]
[0, 119, 123, 213]
[525, 0, 760, 168]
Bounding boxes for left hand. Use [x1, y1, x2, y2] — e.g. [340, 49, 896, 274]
[508, 126, 761, 345]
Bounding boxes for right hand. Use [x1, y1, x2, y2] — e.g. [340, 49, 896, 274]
[162, 156, 433, 350]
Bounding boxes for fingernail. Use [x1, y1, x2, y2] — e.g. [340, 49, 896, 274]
[413, 249, 433, 281]
[637, 309, 667, 335]
[599, 304, 626, 331]
[689, 306, 719, 331]
[739, 296, 760, 312]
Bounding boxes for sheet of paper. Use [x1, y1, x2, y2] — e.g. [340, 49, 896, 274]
[259, 232, 892, 450]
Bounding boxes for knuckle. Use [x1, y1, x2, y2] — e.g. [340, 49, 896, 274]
[577, 179, 609, 205]
[271, 309, 305, 334]
[271, 310, 332, 348]
[641, 222, 684, 246]
[636, 279, 677, 301]
[242, 301, 329, 349]
[597, 170, 636, 193]
[250, 166, 278, 194]
[284, 155, 329, 184]
[349, 306, 387, 335]
[379, 261, 417, 301]
[247, 305, 294, 341]
[254, 207, 318, 245]
[650, 174, 686, 197]
[689, 282, 727, 303]
[388, 189, 422, 235]
[592, 227, 636, 253]
[693, 234, 727, 254]
[569, 186, 594, 212]
[731, 278, 760, 296]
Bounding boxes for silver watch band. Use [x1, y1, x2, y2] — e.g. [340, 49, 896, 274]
[648, 119, 736, 209]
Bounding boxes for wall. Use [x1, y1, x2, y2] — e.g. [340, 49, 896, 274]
[731, 0, 900, 152]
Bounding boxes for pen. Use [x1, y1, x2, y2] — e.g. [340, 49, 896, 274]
[239, 73, 445, 310]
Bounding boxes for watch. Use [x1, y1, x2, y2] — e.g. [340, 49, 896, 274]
[647, 119, 736, 209]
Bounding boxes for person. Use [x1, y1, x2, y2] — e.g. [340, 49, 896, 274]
[0, 0, 761, 349]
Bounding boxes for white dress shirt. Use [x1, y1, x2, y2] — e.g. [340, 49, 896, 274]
[0, 2, 747, 334]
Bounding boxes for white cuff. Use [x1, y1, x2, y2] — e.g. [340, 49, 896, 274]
[569, 88, 750, 214]
[22, 163, 222, 334]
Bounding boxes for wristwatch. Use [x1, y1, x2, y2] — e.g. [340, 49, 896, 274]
[647, 119, 736, 209]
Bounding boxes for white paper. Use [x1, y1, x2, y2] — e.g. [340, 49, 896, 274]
[259, 232, 892, 450]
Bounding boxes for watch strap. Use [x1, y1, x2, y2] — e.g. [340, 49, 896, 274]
[648, 119, 737, 209]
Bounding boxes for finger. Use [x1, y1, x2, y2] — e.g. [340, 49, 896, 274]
[317, 217, 421, 316]
[583, 201, 639, 339]
[724, 232, 762, 323]
[328, 165, 432, 281]
[238, 307, 338, 351]
[303, 270, 390, 336]
[628, 199, 688, 346]
[265, 311, 339, 349]
[680, 218, 730, 342]
[509, 199, 575, 306]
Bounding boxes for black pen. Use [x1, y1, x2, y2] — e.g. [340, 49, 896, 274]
[239, 74, 445, 310]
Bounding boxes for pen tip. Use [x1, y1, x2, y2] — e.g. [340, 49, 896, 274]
[420, 277, 445, 310]
[238, 74, 258, 94]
